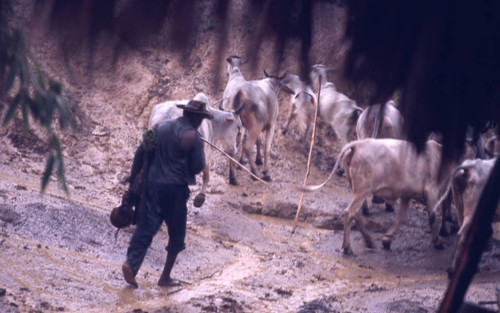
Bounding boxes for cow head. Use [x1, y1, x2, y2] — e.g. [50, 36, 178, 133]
[310, 64, 337, 92]
[263, 69, 294, 95]
[226, 56, 247, 76]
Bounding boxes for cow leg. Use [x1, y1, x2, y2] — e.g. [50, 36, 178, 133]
[238, 128, 247, 165]
[302, 123, 311, 144]
[427, 195, 445, 250]
[228, 159, 238, 186]
[385, 202, 395, 212]
[244, 129, 260, 178]
[282, 108, 296, 135]
[255, 137, 263, 166]
[361, 200, 370, 216]
[449, 221, 470, 277]
[353, 214, 375, 250]
[261, 124, 276, 181]
[382, 198, 408, 250]
[342, 194, 370, 255]
[439, 192, 452, 237]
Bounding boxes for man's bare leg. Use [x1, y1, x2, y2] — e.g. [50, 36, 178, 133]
[158, 252, 181, 286]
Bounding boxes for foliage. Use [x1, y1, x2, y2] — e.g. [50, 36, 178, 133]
[1, 1, 72, 193]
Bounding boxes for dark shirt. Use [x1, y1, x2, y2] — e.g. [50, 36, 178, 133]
[148, 116, 205, 185]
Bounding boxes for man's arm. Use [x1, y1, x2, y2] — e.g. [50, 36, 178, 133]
[129, 142, 145, 184]
[181, 130, 205, 175]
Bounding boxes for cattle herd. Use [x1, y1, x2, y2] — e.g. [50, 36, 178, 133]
[148, 55, 500, 275]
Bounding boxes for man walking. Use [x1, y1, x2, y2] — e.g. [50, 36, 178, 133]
[122, 95, 213, 288]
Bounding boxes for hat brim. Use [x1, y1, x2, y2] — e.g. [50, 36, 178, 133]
[176, 103, 214, 120]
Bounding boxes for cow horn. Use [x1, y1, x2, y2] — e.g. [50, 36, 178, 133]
[278, 72, 287, 81]
[234, 102, 246, 115]
[219, 99, 224, 111]
[264, 69, 270, 77]
[218, 99, 224, 110]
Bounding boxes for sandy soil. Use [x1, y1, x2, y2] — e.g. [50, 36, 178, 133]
[1, 1, 500, 312]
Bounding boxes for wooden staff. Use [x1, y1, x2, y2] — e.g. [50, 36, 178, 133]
[200, 137, 269, 185]
[292, 76, 321, 234]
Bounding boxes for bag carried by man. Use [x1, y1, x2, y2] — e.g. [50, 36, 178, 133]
[110, 130, 156, 229]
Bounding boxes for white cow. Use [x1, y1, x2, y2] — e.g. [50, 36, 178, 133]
[433, 157, 500, 275]
[303, 138, 450, 255]
[310, 64, 363, 148]
[281, 74, 317, 142]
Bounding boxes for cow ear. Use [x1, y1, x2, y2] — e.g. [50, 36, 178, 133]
[280, 83, 294, 95]
[225, 116, 236, 123]
[454, 168, 470, 192]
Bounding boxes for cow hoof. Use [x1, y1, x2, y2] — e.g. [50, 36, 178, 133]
[385, 203, 394, 212]
[282, 129, 288, 135]
[449, 223, 459, 235]
[371, 195, 384, 204]
[365, 238, 375, 249]
[229, 177, 238, 186]
[239, 159, 247, 165]
[342, 246, 354, 255]
[262, 174, 272, 182]
[361, 204, 370, 216]
[336, 168, 344, 176]
[382, 238, 392, 250]
[439, 226, 450, 237]
[193, 193, 206, 208]
[433, 241, 445, 250]
[255, 159, 263, 166]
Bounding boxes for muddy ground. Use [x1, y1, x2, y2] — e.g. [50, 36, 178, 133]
[1, 1, 500, 312]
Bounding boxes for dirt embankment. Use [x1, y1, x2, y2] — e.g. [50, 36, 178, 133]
[1, 1, 500, 312]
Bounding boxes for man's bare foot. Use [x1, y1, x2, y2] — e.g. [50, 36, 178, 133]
[122, 263, 138, 288]
[158, 278, 181, 287]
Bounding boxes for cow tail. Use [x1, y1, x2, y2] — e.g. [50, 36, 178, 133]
[232, 90, 243, 111]
[431, 165, 466, 215]
[302, 143, 355, 191]
[371, 104, 384, 138]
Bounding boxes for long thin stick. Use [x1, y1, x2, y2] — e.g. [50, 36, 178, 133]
[292, 76, 321, 234]
[200, 137, 269, 185]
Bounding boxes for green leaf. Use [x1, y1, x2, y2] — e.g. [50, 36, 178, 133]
[41, 153, 55, 192]
[54, 92, 72, 129]
[4, 57, 18, 93]
[55, 148, 69, 194]
[48, 135, 69, 194]
[27, 97, 40, 117]
[2, 91, 21, 125]
[42, 97, 55, 128]
[21, 92, 28, 131]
